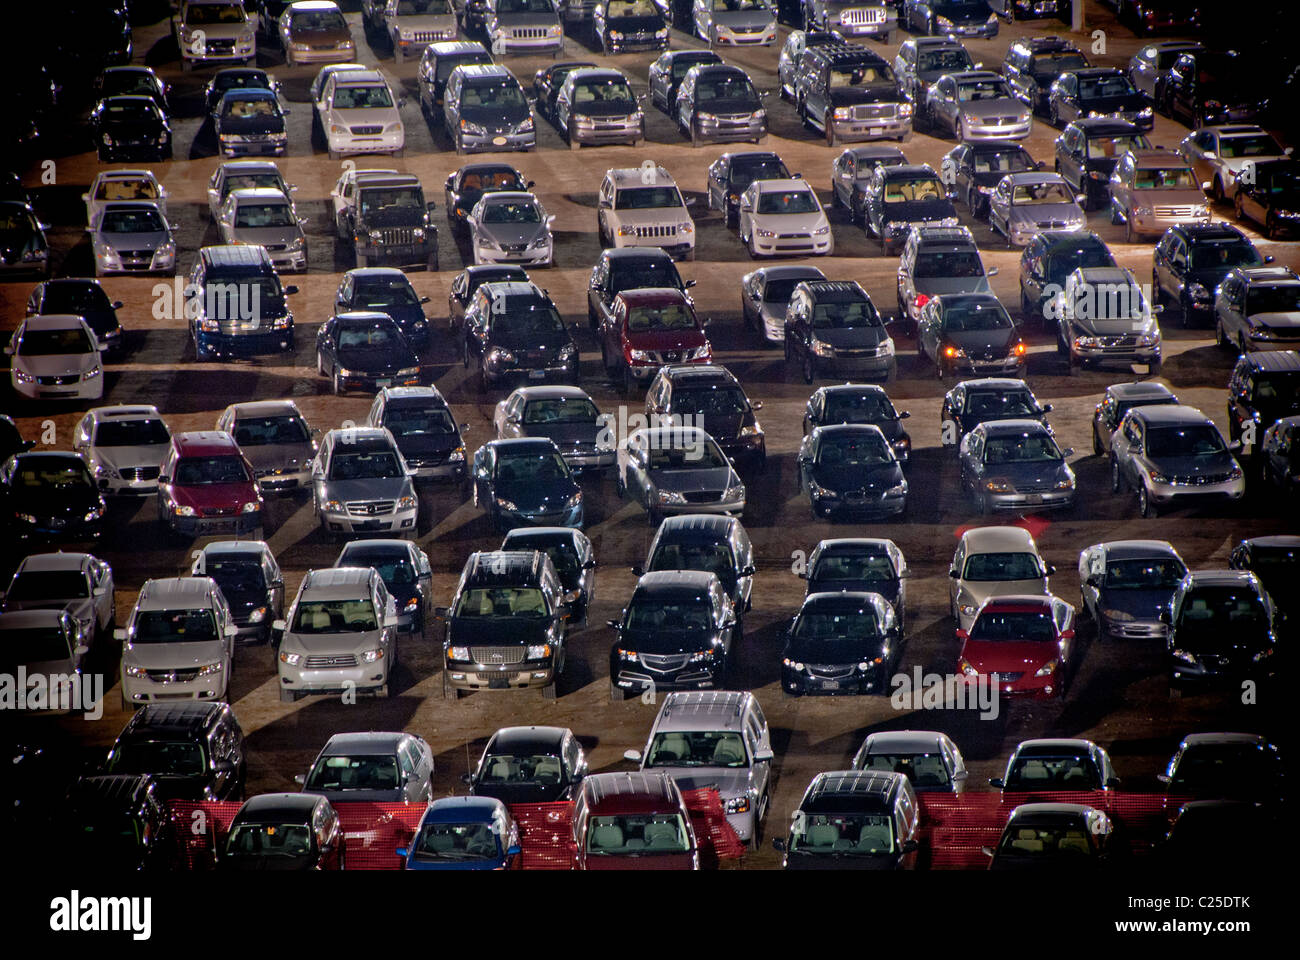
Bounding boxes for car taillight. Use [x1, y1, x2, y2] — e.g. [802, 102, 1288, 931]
[914, 294, 929, 309]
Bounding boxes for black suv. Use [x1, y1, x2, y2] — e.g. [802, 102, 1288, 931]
[644, 363, 766, 468]
[461, 281, 579, 390]
[940, 377, 1051, 449]
[594, 0, 668, 54]
[587, 247, 695, 330]
[102, 702, 247, 802]
[942, 139, 1039, 219]
[1226, 351, 1300, 452]
[774, 770, 920, 870]
[367, 385, 469, 480]
[803, 384, 911, 460]
[440, 550, 569, 699]
[1165, 570, 1278, 686]
[1153, 223, 1267, 325]
[89, 96, 172, 162]
[65, 775, 183, 870]
[608, 570, 737, 700]
[338, 173, 439, 270]
[862, 163, 958, 254]
[1017, 228, 1116, 321]
[894, 36, 979, 109]
[1048, 68, 1152, 130]
[188, 244, 298, 359]
[796, 43, 913, 147]
[1001, 35, 1090, 115]
[449, 264, 529, 336]
[1156, 50, 1267, 128]
[638, 513, 755, 625]
[1053, 118, 1150, 210]
[781, 591, 902, 695]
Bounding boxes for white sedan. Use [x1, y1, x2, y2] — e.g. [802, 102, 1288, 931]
[5, 315, 106, 401]
[737, 178, 833, 258]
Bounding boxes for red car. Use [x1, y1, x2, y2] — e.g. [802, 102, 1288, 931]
[957, 594, 1076, 700]
[157, 431, 263, 540]
[571, 771, 699, 870]
[598, 288, 711, 395]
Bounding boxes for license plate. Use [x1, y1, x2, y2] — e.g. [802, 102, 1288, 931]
[493, 135, 509, 146]
[868, 127, 882, 135]
[1026, 494, 1043, 504]
[376, 379, 390, 387]
[529, 369, 546, 380]
[488, 676, 510, 689]
[820, 680, 840, 690]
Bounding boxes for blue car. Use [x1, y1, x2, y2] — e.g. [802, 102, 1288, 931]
[470, 437, 584, 532]
[397, 797, 522, 871]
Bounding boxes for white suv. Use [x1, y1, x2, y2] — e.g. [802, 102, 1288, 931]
[597, 166, 696, 261]
[116, 577, 237, 710]
[274, 567, 399, 701]
[316, 69, 406, 160]
[73, 405, 172, 496]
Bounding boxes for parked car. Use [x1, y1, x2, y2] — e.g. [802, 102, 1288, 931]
[588, 247, 695, 331]
[801, 0, 898, 41]
[1018, 228, 1117, 321]
[1158, 732, 1284, 804]
[774, 770, 919, 870]
[1153, 222, 1266, 325]
[206, 160, 295, 221]
[738, 178, 833, 258]
[903, 0, 997, 37]
[948, 525, 1054, 632]
[988, 172, 1086, 247]
[316, 68, 404, 160]
[676, 63, 767, 147]
[781, 590, 901, 695]
[469, 437, 584, 531]
[279, 0, 355, 66]
[65, 775, 182, 871]
[157, 432, 263, 540]
[367, 385, 469, 480]
[990, 738, 1120, 792]
[1214, 266, 1300, 353]
[6, 315, 106, 402]
[191, 539, 284, 643]
[572, 771, 698, 869]
[600, 289, 711, 394]
[617, 425, 746, 522]
[644, 364, 766, 468]
[1091, 381, 1180, 457]
[0, 551, 115, 649]
[1164, 570, 1278, 685]
[924, 70, 1030, 141]
[97, 66, 169, 112]
[1048, 68, 1151, 130]
[1053, 118, 1150, 210]
[204, 67, 280, 118]
[502, 527, 596, 624]
[398, 797, 522, 870]
[0, 202, 49, 279]
[298, 732, 433, 802]
[798, 424, 907, 519]
[89, 202, 176, 277]
[851, 731, 967, 793]
[894, 36, 979, 109]
[1179, 125, 1291, 203]
[418, 40, 493, 113]
[1156, 50, 1267, 129]
[1077, 539, 1185, 640]
[482, 0, 564, 55]
[1231, 158, 1300, 240]
[83, 170, 168, 228]
[595, 0, 669, 53]
[460, 280, 578, 389]
[535, 61, 597, 123]
[1225, 351, 1300, 450]
[220, 793, 344, 870]
[638, 513, 754, 621]
[802, 537, 909, 629]
[940, 376, 1052, 450]
[467, 192, 554, 267]
[918, 293, 1025, 379]
[315, 312, 421, 396]
[1108, 147, 1210, 243]
[310, 426, 417, 538]
[335, 268, 433, 349]
[795, 42, 912, 146]
[214, 88, 289, 158]
[831, 145, 908, 223]
[959, 419, 1074, 514]
[444, 162, 533, 225]
[26, 279, 124, 357]
[216, 188, 307, 272]
[862, 163, 958, 254]
[335, 538, 432, 635]
[1229, 535, 1299, 634]
[987, 803, 1118, 870]
[442, 64, 536, 155]
[1, 453, 106, 543]
[741, 265, 827, 344]
[466, 725, 587, 803]
[493, 386, 615, 474]
[103, 702, 246, 802]
[1110, 404, 1245, 517]
[778, 29, 842, 101]
[175, 0, 257, 69]
[1000, 35, 1090, 115]
[1051, 266, 1162, 374]
[958, 593, 1077, 699]
[596, 165, 694, 259]
[0, 610, 90, 710]
[649, 49, 721, 113]
[379, 0, 458, 62]
[896, 223, 996, 331]
[90, 96, 171, 162]
[187, 245, 298, 360]
[1159, 800, 1274, 866]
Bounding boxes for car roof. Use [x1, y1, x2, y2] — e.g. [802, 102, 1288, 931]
[486, 725, 569, 753]
[201, 540, 269, 558]
[234, 792, 322, 821]
[216, 160, 283, 176]
[122, 701, 225, 739]
[323, 425, 392, 445]
[229, 188, 292, 203]
[15, 552, 95, 573]
[606, 166, 678, 186]
[1184, 569, 1259, 588]
[862, 731, 948, 754]
[814, 537, 896, 555]
[1013, 739, 1097, 756]
[0, 609, 67, 629]
[1178, 732, 1269, 748]
[226, 400, 301, 418]
[605, 246, 674, 262]
[478, 191, 537, 204]
[1239, 535, 1300, 549]
[464, 550, 547, 582]
[1129, 404, 1211, 426]
[801, 771, 906, 812]
[173, 431, 241, 457]
[1071, 117, 1142, 136]
[654, 691, 752, 733]
[1004, 171, 1067, 186]
[1235, 267, 1300, 287]
[1129, 148, 1190, 168]
[961, 526, 1038, 551]
[978, 418, 1053, 436]
[819, 383, 889, 398]
[423, 796, 507, 823]
[319, 732, 407, 756]
[802, 591, 886, 611]
[634, 570, 719, 592]
[477, 280, 545, 299]
[490, 436, 562, 454]
[22, 314, 89, 331]
[616, 287, 690, 308]
[1005, 802, 1099, 821]
[1072, 266, 1136, 285]
[753, 178, 814, 193]
[960, 377, 1033, 392]
[660, 363, 738, 384]
[136, 577, 217, 609]
[338, 539, 411, 559]
[654, 514, 737, 542]
[1097, 539, 1180, 560]
[508, 385, 591, 402]
[503, 527, 581, 546]
[581, 771, 681, 812]
[1107, 381, 1177, 400]
[753, 265, 826, 281]
[883, 164, 940, 179]
[301, 567, 374, 599]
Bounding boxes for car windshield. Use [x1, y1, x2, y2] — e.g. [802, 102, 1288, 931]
[696, 76, 758, 103]
[884, 177, 945, 202]
[305, 754, 399, 791]
[455, 587, 548, 618]
[646, 731, 746, 768]
[1247, 545, 1300, 568]
[358, 188, 422, 216]
[505, 538, 578, 576]
[205, 557, 266, 593]
[610, 258, 680, 289]
[291, 10, 347, 30]
[102, 101, 161, 121]
[915, 251, 984, 279]
[712, 0, 768, 8]
[1176, 587, 1268, 634]
[1218, 134, 1284, 158]
[437, 55, 492, 83]
[480, 753, 564, 783]
[385, 406, 457, 435]
[522, 397, 599, 423]
[411, 822, 499, 861]
[1245, 285, 1300, 315]
[94, 179, 158, 202]
[104, 75, 159, 97]
[226, 823, 313, 858]
[1046, 243, 1116, 284]
[811, 552, 893, 582]
[625, 304, 696, 332]
[963, 552, 1043, 581]
[972, 149, 1036, 173]
[0, 626, 71, 666]
[174, 456, 249, 484]
[462, 80, 527, 109]
[397, 0, 452, 11]
[13, 461, 94, 491]
[859, 753, 951, 788]
[459, 168, 525, 195]
[1005, 754, 1099, 789]
[108, 741, 205, 777]
[969, 609, 1055, 641]
[790, 813, 895, 855]
[793, 609, 880, 641]
[482, 200, 541, 223]
[756, 190, 818, 214]
[822, 392, 895, 423]
[1171, 745, 1284, 788]
[1079, 75, 1137, 99]
[649, 542, 735, 579]
[94, 419, 169, 446]
[1145, 425, 1225, 458]
[187, 2, 245, 23]
[812, 299, 878, 329]
[646, 439, 728, 470]
[1189, 242, 1262, 271]
[221, 98, 278, 120]
[337, 322, 401, 349]
[100, 209, 165, 233]
[614, 187, 682, 210]
[587, 814, 689, 854]
[816, 435, 891, 466]
[964, 389, 1038, 418]
[1133, 167, 1197, 189]
[7, 570, 89, 601]
[1086, 134, 1150, 159]
[233, 203, 294, 228]
[573, 79, 634, 104]
[998, 823, 1094, 856]
[919, 50, 974, 72]
[328, 450, 402, 480]
[224, 173, 287, 195]
[829, 64, 893, 88]
[1012, 182, 1075, 204]
[342, 552, 417, 586]
[500, 0, 554, 10]
[1105, 558, 1185, 588]
[20, 327, 93, 355]
[730, 159, 788, 189]
[943, 301, 1011, 331]
[1030, 52, 1089, 77]
[38, 285, 112, 318]
[957, 78, 1012, 102]
[354, 278, 420, 308]
[214, 74, 270, 95]
[670, 387, 747, 416]
[983, 433, 1062, 463]
[1254, 375, 1300, 404]
[496, 450, 571, 482]
[493, 303, 567, 341]
[625, 596, 712, 631]
[672, 55, 718, 80]
[131, 608, 218, 644]
[292, 598, 378, 633]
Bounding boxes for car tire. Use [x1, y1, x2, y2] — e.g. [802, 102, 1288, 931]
[373, 682, 389, 699]
[1211, 176, 1225, 203]
[690, 119, 701, 147]
[1139, 484, 1157, 518]
[542, 680, 558, 700]
[1125, 214, 1137, 244]
[332, 370, 343, 395]
[279, 687, 298, 703]
[1216, 318, 1231, 349]
[802, 349, 815, 383]
[955, 118, 965, 142]
[1234, 192, 1246, 222]
[1111, 457, 1123, 493]
[1092, 425, 1103, 456]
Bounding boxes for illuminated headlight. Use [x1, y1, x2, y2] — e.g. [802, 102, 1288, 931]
[1136, 332, 1159, 346]
[248, 606, 268, 624]
[101, 133, 114, 145]
[197, 661, 224, 677]
[398, 494, 417, 509]
[548, 24, 562, 35]
[657, 490, 687, 504]
[368, 229, 384, 243]
[460, 119, 487, 135]
[833, 107, 852, 120]
[565, 491, 582, 509]
[83, 367, 102, 381]
[397, 366, 420, 378]
[322, 499, 343, 513]
[404, 597, 420, 613]
[899, 102, 913, 116]
[678, 221, 694, 234]
[447, 646, 470, 661]
[241, 501, 261, 513]
[1087, 110, 1101, 118]
[608, 29, 623, 39]
[723, 482, 745, 502]
[782, 658, 804, 671]
[14, 512, 37, 524]
[95, 245, 122, 268]
[1139, 106, 1153, 117]
[618, 648, 639, 662]
[341, 40, 355, 49]
[448, 446, 465, 462]
[278, 650, 301, 666]
[810, 338, 834, 357]
[83, 505, 104, 521]
[686, 649, 715, 663]
[174, 505, 197, 517]
[697, 112, 718, 123]
[495, 497, 519, 511]
[958, 658, 977, 677]
[291, 42, 311, 52]
[628, 348, 650, 362]
[756, 228, 775, 238]
[937, 15, 953, 27]
[1227, 465, 1243, 480]
[959, 602, 978, 618]
[529, 235, 550, 250]
[939, 216, 959, 227]
[516, 117, 535, 134]
[1101, 608, 1134, 622]
[124, 664, 149, 678]
[814, 224, 829, 235]
[1171, 648, 1197, 665]
[739, 421, 762, 437]
[558, 343, 577, 360]
[1187, 282, 1210, 300]
[488, 347, 515, 364]
[724, 796, 750, 815]
[526, 643, 552, 659]
[985, 478, 1014, 493]
[750, 109, 766, 122]
[1035, 659, 1058, 677]
[153, 243, 175, 267]
[361, 648, 384, 662]
[885, 481, 907, 497]
[655, 28, 668, 37]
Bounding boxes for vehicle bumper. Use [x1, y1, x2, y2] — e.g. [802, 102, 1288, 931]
[829, 117, 912, 142]
[458, 131, 537, 153]
[288, 47, 355, 64]
[949, 355, 1026, 376]
[937, 20, 998, 38]
[751, 234, 833, 256]
[493, 35, 564, 55]
[170, 513, 263, 537]
[604, 36, 669, 53]
[961, 119, 1031, 141]
[485, 357, 578, 386]
[405, 457, 466, 480]
[611, 665, 723, 693]
[99, 475, 160, 496]
[11, 378, 102, 400]
[497, 502, 584, 528]
[810, 353, 895, 378]
[332, 371, 423, 393]
[833, 20, 894, 38]
[319, 507, 418, 535]
[13, 516, 104, 540]
[279, 664, 388, 695]
[655, 497, 746, 517]
[122, 672, 227, 704]
[1146, 477, 1246, 506]
[783, 666, 889, 695]
[976, 673, 1060, 699]
[445, 661, 556, 691]
[219, 137, 287, 157]
[572, 121, 643, 146]
[695, 119, 767, 143]
[811, 491, 906, 518]
[1129, 211, 1211, 238]
[1101, 617, 1167, 640]
[1073, 344, 1161, 366]
[475, 245, 551, 266]
[255, 468, 311, 494]
[984, 489, 1074, 511]
[196, 328, 294, 357]
[358, 241, 436, 267]
[325, 132, 405, 156]
[1170, 655, 1272, 682]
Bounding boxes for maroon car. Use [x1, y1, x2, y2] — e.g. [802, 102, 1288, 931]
[157, 431, 263, 540]
[599, 288, 711, 395]
[571, 771, 699, 870]
[957, 594, 1077, 701]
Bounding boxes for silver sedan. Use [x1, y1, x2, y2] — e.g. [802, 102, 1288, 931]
[987, 172, 1086, 247]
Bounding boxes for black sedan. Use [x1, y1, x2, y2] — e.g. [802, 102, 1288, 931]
[940, 140, 1040, 220]
[464, 725, 588, 803]
[803, 537, 909, 628]
[533, 62, 597, 124]
[444, 163, 534, 226]
[916, 293, 1026, 379]
[95, 66, 169, 112]
[802, 384, 911, 461]
[90, 96, 172, 162]
[447, 264, 528, 336]
[204, 67, 281, 118]
[25, 279, 124, 356]
[469, 437, 584, 532]
[2, 452, 106, 542]
[335, 268, 432, 349]
[503, 527, 595, 625]
[797, 424, 907, 520]
[781, 591, 901, 696]
[219, 794, 343, 871]
[315, 311, 421, 396]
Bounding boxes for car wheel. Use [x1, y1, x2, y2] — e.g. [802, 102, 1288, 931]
[978, 488, 992, 516]
[1049, 103, 1060, 127]
[955, 118, 965, 142]
[1111, 457, 1123, 493]
[1211, 176, 1225, 203]
[690, 119, 701, 147]
[1216, 318, 1230, 349]
[610, 680, 628, 702]
[332, 370, 343, 395]
[825, 118, 837, 147]
[1092, 424, 1103, 456]
[1139, 484, 1156, 518]
[1234, 192, 1246, 222]
[1125, 214, 1137, 244]
[802, 352, 814, 384]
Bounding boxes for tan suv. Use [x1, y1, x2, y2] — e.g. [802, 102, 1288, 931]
[1108, 148, 1209, 243]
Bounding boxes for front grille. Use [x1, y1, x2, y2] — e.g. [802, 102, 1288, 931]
[807, 664, 854, 680]
[36, 375, 79, 386]
[733, 24, 765, 33]
[1093, 335, 1138, 347]
[1035, 220, 1068, 229]
[641, 652, 688, 672]
[471, 646, 525, 665]
[346, 499, 396, 516]
[633, 224, 676, 238]
[203, 506, 236, 517]
[405, 453, 446, 467]
[682, 490, 722, 503]
[146, 669, 199, 683]
[263, 243, 287, 252]
[840, 7, 886, 24]
[833, 346, 882, 358]
[717, 114, 754, 127]
[379, 227, 415, 246]
[121, 467, 160, 481]
[350, 125, 384, 136]
[207, 39, 235, 54]
[992, 671, 1023, 682]
[409, 30, 449, 42]
[649, 349, 683, 364]
[1153, 205, 1197, 218]
[851, 103, 895, 121]
[120, 250, 154, 267]
[1169, 472, 1232, 485]
[987, 116, 1020, 125]
[777, 232, 811, 240]
[304, 655, 358, 668]
[502, 242, 527, 253]
[511, 27, 551, 38]
[313, 43, 340, 50]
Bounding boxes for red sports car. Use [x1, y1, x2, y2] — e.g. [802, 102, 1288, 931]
[958, 594, 1076, 700]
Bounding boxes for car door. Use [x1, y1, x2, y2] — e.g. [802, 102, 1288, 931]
[1057, 127, 1084, 191]
[1218, 276, 1247, 341]
[929, 76, 955, 131]
[90, 557, 114, 633]
[1116, 416, 1142, 487]
[471, 443, 495, 507]
[990, 177, 1011, 234]
[1052, 596, 1075, 669]
[625, 434, 651, 504]
[737, 183, 757, 243]
[917, 299, 940, 362]
[317, 316, 339, 372]
[707, 155, 728, 210]
[1056, 73, 1079, 123]
[1181, 129, 1216, 186]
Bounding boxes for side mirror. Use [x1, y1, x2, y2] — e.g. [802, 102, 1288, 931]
[1158, 608, 1172, 624]
[901, 839, 919, 854]
[1061, 447, 1074, 458]
[111, 301, 123, 310]
[1045, 564, 1056, 576]
[224, 624, 238, 638]
[955, 628, 969, 641]
[752, 400, 763, 411]
[1035, 159, 1046, 170]
[948, 569, 960, 579]
[460, 772, 473, 784]
[271, 619, 287, 632]
[623, 749, 642, 763]
[742, 564, 756, 577]
[426, 203, 438, 219]
[1075, 194, 1087, 204]
[1040, 403, 1053, 413]
[1227, 440, 1242, 452]
[294, 774, 306, 785]
[606, 618, 621, 630]
[1156, 773, 1171, 784]
[1201, 181, 1212, 191]
[987, 266, 999, 277]
[395, 847, 408, 859]
[1060, 629, 1075, 641]
[898, 410, 910, 420]
[989, 777, 1004, 788]
[981, 846, 995, 858]
[506, 844, 522, 857]
[754, 747, 774, 762]
[75, 643, 90, 657]
[1106, 776, 1122, 788]
[284, 285, 299, 295]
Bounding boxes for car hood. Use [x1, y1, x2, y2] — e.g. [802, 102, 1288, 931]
[829, 87, 903, 107]
[123, 640, 226, 670]
[283, 629, 384, 656]
[479, 222, 550, 247]
[171, 482, 256, 509]
[447, 618, 551, 646]
[96, 229, 169, 251]
[655, 768, 751, 799]
[605, 14, 666, 29]
[1250, 311, 1300, 331]
[571, 99, 638, 118]
[947, 326, 1016, 353]
[610, 207, 691, 226]
[242, 442, 315, 473]
[92, 445, 167, 473]
[100, 118, 166, 136]
[1129, 187, 1204, 206]
[811, 461, 903, 492]
[960, 639, 1056, 671]
[336, 344, 418, 372]
[217, 114, 285, 135]
[459, 103, 530, 124]
[626, 328, 707, 351]
[752, 211, 827, 232]
[16, 353, 98, 376]
[494, 476, 578, 510]
[495, 12, 560, 26]
[328, 106, 400, 125]
[693, 97, 761, 115]
[519, 421, 602, 446]
[914, 275, 992, 297]
[1068, 315, 1155, 336]
[1009, 202, 1084, 226]
[229, 225, 302, 247]
[1147, 452, 1238, 476]
[393, 14, 457, 30]
[1097, 586, 1175, 622]
[711, 10, 774, 28]
[10, 485, 101, 514]
[1078, 93, 1147, 114]
[649, 465, 735, 492]
[318, 477, 412, 501]
[812, 325, 887, 349]
[959, 99, 1026, 121]
[358, 205, 425, 228]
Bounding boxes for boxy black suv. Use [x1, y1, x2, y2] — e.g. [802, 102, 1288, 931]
[461, 281, 579, 390]
[862, 164, 958, 255]
[102, 702, 246, 802]
[1165, 570, 1278, 687]
[1053, 118, 1150, 210]
[337, 173, 439, 270]
[187, 245, 299, 359]
[1152, 222, 1267, 325]
[796, 43, 913, 147]
[1225, 350, 1300, 452]
[676, 63, 767, 147]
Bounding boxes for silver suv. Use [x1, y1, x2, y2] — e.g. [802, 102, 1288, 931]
[624, 690, 773, 848]
[312, 427, 418, 538]
[274, 567, 399, 701]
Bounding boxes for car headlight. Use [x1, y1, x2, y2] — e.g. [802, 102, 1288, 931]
[174, 505, 196, 517]
[724, 796, 750, 815]
[937, 15, 953, 27]
[558, 343, 577, 360]
[84, 505, 104, 521]
[755, 227, 775, 238]
[404, 597, 420, 613]
[124, 664, 149, 678]
[495, 497, 519, 511]
[565, 491, 582, 509]
[397, 366, 420, 378]
[655, 27, 668, 37]
[488, 346, 515, 364]
[361, 648, 384, 662]
[1227, 465, 1243, 480]
[618, 648, 639, 663]
[685, 345, 711, 361]
[527, 233, 550, 250]
[448, 446, 465, 462]
[628, 347, 650, 362]
[657, 490, 687, 504]
[959, 602, 978, 618]
[808, 479, 835, 499]
[447, 646, 470, 661]
[697, 112, 718, 123]
[810, 338, 834, 357]
[814, 225, 829, 235]
[278, 650, 301, 666]
[1136, 332, 1159, 347]
[1148, 468, 1170, 483]
[478, 235, 501, 250]
[516, 117, 535, 134]
[1101, 608, 1134, 622]
[987, 11, 997, 21]
[526, 643, 552, 660]
[885, 481, 907, 497]
[291, 42, 311, 52]
[985, 478, 1014, 493]
[197, 661, 223, 677]
[1139, 106, 1153, 117]
[939, 216, 959, 227]
[1187, 282, 1210, 300]
[248, 606, 268, 624]
[398, 494, 417, 510]
[608, 29, 623, 39]
[83, 367, 102, 381]
[678, 221, 694, 234]
[548, 24, 562, 35]
[723, 482, 745, 502]
[1193, 204, 1209, 217]
[341, 40, 355, 49]
[739, 421, 763, 437]
[322, 499, 343, 513]
[460, 119, 487, 135]
[782, 658, 805, 671]
[241, 501, 261, 513]
[1134, 205, 1153, 216]
[1035, 659, 1058, 677]
[1171, 648, 1197, 665]
[833, 107, 852, 120]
